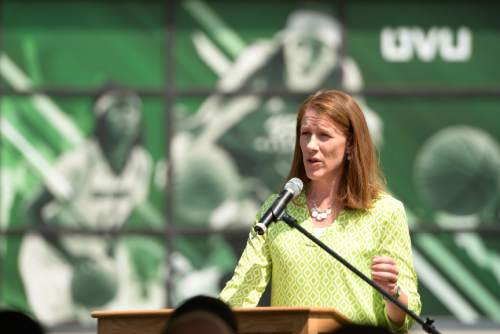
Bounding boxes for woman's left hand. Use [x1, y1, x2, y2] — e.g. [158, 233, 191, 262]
[371, 256, 399, 297]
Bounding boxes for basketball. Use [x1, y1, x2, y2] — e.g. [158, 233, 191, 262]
[71, 260, 118, 308]
[175, 143, 240, 225]
[414, 126, 500, 215]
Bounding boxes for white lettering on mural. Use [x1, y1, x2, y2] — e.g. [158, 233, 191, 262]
[380, 26, 472, 62]
[254, 114, 296, 153]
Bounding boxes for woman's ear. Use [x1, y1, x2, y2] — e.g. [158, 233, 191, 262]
[346, 137, 354, 153]
[346, 138, 353, 160]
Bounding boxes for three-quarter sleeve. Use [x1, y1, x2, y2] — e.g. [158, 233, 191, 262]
[219, 196, 275, 307]
[379, 199, 422, 333]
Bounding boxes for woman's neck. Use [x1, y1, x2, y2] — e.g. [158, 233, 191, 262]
[307, 176, 344, 227]
[308, 176, 341, 206]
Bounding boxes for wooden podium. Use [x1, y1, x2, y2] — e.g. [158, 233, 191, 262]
[92, 306, 349, 334]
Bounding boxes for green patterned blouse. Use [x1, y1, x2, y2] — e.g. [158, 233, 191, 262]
[220, 191, 421, 333]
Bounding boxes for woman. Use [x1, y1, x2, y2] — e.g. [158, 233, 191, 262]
[220, 90, 421, 333]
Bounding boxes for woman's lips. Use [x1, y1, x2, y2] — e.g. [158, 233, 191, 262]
[307, 158, 321, 165]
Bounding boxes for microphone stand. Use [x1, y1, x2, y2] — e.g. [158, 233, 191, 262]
[281, 213, 441, 334]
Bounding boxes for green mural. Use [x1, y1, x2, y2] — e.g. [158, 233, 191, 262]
[1, 0, 499, 330]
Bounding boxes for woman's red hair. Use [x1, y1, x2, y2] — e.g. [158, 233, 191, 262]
[287, 90, 385, 209]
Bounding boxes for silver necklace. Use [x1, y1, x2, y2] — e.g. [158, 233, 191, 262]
[311, 201, 332, 221]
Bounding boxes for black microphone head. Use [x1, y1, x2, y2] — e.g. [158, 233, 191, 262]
[284, 178, 303, 197]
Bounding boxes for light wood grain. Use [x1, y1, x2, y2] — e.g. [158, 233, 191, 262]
[91, 307, 350, 334]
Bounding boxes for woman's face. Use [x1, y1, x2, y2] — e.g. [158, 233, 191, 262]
[300, 108, 348, 183]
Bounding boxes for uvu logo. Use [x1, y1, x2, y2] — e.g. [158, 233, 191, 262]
[381, 27, 472, 62]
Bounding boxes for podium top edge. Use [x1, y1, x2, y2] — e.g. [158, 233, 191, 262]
[91, 306, 346, 319]
[91, 309, 174, 318]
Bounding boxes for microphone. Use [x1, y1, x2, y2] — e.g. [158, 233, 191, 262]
[254, 178, 303, 235]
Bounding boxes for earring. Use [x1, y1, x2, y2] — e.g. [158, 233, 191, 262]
[347, 154, 351, 161]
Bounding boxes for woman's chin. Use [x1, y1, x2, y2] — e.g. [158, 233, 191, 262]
[305, 171, 323, 181]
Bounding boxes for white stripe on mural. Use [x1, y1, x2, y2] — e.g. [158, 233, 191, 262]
[413, 249, 480, 324]
[192, 31, 231, 76]
[0, 53, 83, 146]
[455, 233, 500, 285]
[184, 0, 245, 58]
[0, 118, 72, 199]
[417, 234, 500, 320]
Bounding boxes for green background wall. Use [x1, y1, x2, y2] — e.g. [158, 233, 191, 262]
[1, 0, 499, 331]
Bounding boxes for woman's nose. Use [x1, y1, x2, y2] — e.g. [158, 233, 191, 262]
[306, 135, 319, 150]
